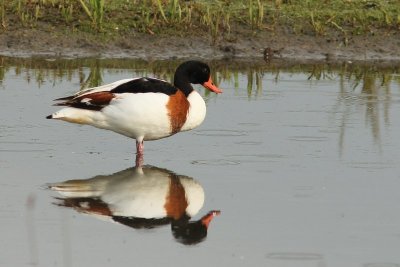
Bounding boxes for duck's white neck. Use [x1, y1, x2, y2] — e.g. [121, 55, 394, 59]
[181, 91, 206, 132]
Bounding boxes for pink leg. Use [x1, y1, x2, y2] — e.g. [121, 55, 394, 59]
[135, 140, 144, 167]
[136, 140, 144, 155]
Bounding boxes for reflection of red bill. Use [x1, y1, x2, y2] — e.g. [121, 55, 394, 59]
[201, 210, 221, 227]
[203, 77, 223, 94]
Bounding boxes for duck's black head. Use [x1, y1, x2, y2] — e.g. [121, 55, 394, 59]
[174, 61, 223, 96]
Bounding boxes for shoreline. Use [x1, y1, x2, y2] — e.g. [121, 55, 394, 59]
[1, 28, 400, 65]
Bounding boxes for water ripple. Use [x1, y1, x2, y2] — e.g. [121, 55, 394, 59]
[191, 159, 240, 166]
[228, 153, 287, 159]
[364, 263, 400, 267]
[193, 129, 248, 137]
[266, 252, 323, 261]
[234, 141, 263, 146]
[288, 136, 328, 142]
[348, 161, 394, 170]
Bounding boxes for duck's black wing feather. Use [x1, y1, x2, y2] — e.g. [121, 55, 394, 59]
[111, 77, 177, 95]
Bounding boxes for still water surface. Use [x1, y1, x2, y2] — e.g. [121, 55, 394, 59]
[1, 58, 400, 266]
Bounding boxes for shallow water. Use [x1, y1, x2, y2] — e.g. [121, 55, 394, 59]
[1, 57, 400, 266]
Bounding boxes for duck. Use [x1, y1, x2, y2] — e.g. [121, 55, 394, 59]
[48, 165, 220, 244]
[47, 61, 222, 164]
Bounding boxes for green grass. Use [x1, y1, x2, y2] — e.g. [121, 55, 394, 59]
[1, 0, 399, 40]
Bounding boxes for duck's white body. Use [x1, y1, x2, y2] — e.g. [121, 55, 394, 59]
[50, 79, 206, 141]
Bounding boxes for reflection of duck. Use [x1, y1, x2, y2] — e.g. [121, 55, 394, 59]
[48, 165, 220, 245]
[46, 61, 222, 165]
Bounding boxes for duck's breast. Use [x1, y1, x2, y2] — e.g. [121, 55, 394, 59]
[181, 91, 206, 132]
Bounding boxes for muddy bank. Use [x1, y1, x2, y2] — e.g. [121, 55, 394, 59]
[1, 27, 399, 63]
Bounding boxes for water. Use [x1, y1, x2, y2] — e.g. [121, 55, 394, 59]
[1, 57, 400, 266]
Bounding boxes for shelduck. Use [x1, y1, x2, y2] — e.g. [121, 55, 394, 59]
[47, 61, 222, 164]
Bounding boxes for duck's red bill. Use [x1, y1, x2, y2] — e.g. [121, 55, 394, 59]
[203, 77, 223, 94]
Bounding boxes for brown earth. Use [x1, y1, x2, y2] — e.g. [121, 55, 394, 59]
[1, 25, 399, 64]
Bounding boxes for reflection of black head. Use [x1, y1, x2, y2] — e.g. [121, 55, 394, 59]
[171, 210, 220, 245]
[171, 219, 207, 245]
